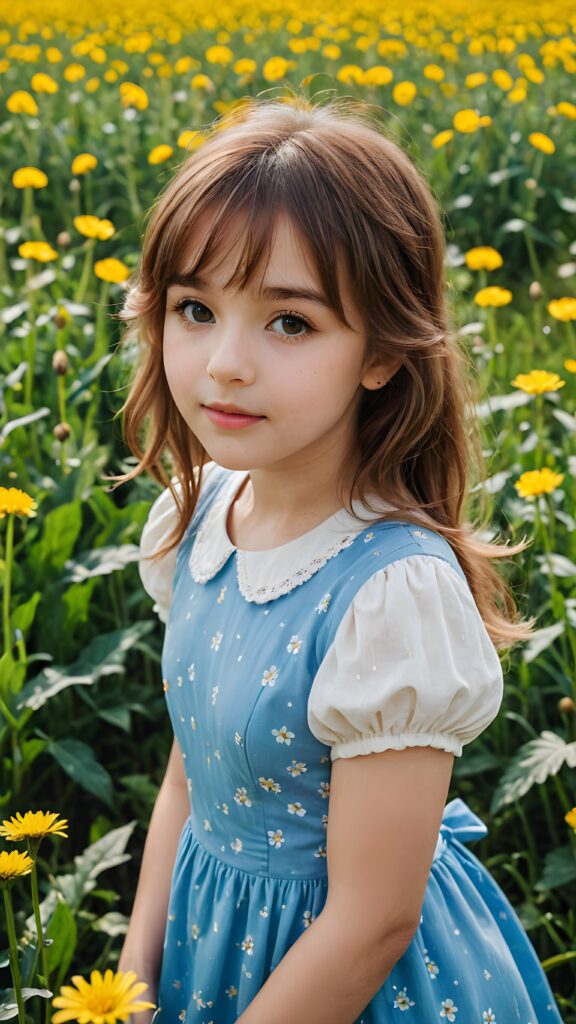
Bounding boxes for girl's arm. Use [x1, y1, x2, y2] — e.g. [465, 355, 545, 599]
[236, 745, 454, 1024]
[118, 737, 190, 1018]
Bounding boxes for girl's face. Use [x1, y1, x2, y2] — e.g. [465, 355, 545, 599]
[163, 210, 395, 477]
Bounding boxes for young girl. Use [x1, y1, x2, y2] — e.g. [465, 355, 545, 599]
[115, 96, 563, 1024]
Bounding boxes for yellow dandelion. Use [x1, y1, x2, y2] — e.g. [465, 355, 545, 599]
[205, 44, 234, 64]
[262, 56, 290, 81]
[148, 144, 174, 165]
[233, 58, 257, 75]
[18, 241, 58, 263]
[177, 130, 204, 150]
[322, 44, 341, 61]
[190, 73, 213, 90]
[71, 153, 98, 176]
[363, 65, 393, 86]
[94, 258, 131, 284]
[119, 82, 149, 110]
[547, 297, 576, 322]
[0, 486, 38, 519]
[474, 286, 513, 308]
[557, 101, 576, 120]
[12, 166, 48, 189]
[492, 68, 514, 91]
[465, 246, 503, 271]
[6, 90, 39, 116]
[432, 129, 454, 149]
[566, 808, 576, 831]
[511, 369, 566, 394]
[564, 359, 576, 373]
[73, 216, 115, 241]
[64, 63, 86, 83]
[52, 969, 155, 1024]
[453, 108, 485, 133]
[423, 63, 445, 82]
[336, 63, 364, 85]
[392, 80, 417, 105]
[465, 72, 488, 88]
[0, 811, 68, 842]
[528, 132, 555, 155]
[86, 78, 101, 94]
[514, 467, 564, 500]
[0, 850, 33, 883]
[31, 71, 58, 93]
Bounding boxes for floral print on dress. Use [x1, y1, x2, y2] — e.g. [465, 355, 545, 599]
[261, 665, 279, 687]
[394, 990, 415, 1010]
[482, 1011, 496, 1023]
[272, 725, 295, 744]
[440, 998, 458, 1020]
[286, 635, 303, 654]
[315, 592, 332, 613]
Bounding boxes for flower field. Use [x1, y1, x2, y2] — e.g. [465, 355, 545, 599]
[0, 0, 576, 1019]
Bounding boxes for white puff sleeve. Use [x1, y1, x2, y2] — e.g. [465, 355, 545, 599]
[139, 462, 215, 622]
[307, 554, 503, 760]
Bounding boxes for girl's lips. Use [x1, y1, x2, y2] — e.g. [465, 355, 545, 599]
[202, 406, 266, 430]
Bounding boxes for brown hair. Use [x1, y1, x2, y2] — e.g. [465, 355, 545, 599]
[111, 93, 536, 652]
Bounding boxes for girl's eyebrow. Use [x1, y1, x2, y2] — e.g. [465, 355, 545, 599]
[166, 272, 332, 311]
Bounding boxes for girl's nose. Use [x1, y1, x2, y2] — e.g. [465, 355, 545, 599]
[205, 329, 256, 385]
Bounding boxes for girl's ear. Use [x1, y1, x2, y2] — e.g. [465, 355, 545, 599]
[361, 357, 403, 391]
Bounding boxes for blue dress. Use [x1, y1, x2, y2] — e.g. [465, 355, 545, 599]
[141, 463, 562, 1024]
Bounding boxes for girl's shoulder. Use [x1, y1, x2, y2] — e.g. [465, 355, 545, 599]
[138, 461, 219, 621]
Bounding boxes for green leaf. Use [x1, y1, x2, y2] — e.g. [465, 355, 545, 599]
[522, 621, 565, 663]
[67, 354, 113, 404]
[0, 407, 50, 444]
[535, 846, 576, 892]
[11, 592, 41, 636]
[45, 901, 77, 990]
[46, 738, 115, 808]
[0, 652, 26, 701]
[30, 503, 82, 572]
[64, 543, 141, 582]
[27, 821, 137, 929]
[17, 622, 153, 711]
[490, 731, 576, 812]
[0, 990, 52, 1020]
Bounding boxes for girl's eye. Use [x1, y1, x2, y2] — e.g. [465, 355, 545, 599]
[170, 298, 314, 341]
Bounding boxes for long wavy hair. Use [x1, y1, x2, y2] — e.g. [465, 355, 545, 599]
[111, 93, 536, 652]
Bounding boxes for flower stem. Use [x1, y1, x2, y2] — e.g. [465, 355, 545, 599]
[29, 852, 50, 1001]
[2, 513, 14, 656]
[75, 238, 96, 304]
[3, 886, 26, 1024]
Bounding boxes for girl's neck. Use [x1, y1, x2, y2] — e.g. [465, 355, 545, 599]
[226, 462, 360, 552]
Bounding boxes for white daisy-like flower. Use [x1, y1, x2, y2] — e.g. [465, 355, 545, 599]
[230, 837, 243, 854]
[222, 803, 229, 815]
[363, 531, 375, 542]
[315, 592, 332, 613]
[217, 585, 227, 603]
[225, 985, 238, 998]
[234, 786, 253, 807]
[190, 923, 200, 940]
[234, 731, 243, 745]
[394, 990, 415, 1010]
[192, 990, 207, 1009]
[267, 829, 285, 848]
[425, 955, 439, 978]
[483, 969, 492, 981]
[286, 634, 303, 654]
[413, 530, 428, 539]
[482, 1010, 496, 1023]
[259, 905, 269, 917]
[321, 813, 328, 829]
[240, 935, 255, 955]
[272, 725, 295, 744]
[286, 760, 307, 776]
[259, 776, 282, 793]
[190, 715, 196, 731]
[287, 801, 306, 816]
[203, 819, 213, 831]
[211, 685, 219, 705]
[318, 780, 330, 798]
[440, 998, 458, 1021]
[261, 665, 279, 687]
[314, 844, 327, 858]
[187, 662, 196, 681]
[302, 910, 316, 928]
[210, 630, 223, 650]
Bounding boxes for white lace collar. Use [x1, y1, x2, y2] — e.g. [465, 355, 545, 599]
[189, 469, 400, 604]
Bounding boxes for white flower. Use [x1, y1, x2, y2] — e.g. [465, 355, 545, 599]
[394, 989, 415, 1010]
[240, 935, 255, 955]
[187, 662, 195, 681]
[482, 1011, 496, 1023]
[203, 819, 212, 831]
[286, 760, 307, 776]
[230, 837, 243, 853]
[234, 786, 253, 807]
[272, 725, 295, 744]
[259, 776, 282, 793]
[267, 829, 285, 848]
[211, 685, 219, 705]
[425, 955, 439, 978]
[315, 592, 332, 613]
[440, 999, 458, 1021]
[210, 630, 223, 650]
[318, 780, 330, 798]
[364, 532, 375, 542]
[314, 843, 327, 858]
[302, 910, 316, 928]
[261, 665, 279, 687]
[286, 634, 303, 654]
[287, 801, 306, 816]
[483, 969, 492, 981]
[217, 585, 227, 603]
